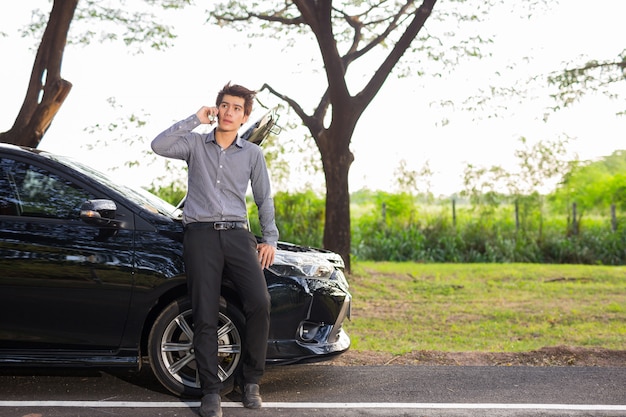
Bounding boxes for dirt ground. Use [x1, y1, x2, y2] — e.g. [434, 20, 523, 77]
[326, 346, 626, 367]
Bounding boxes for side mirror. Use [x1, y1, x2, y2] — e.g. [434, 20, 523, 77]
[80, 199, 123, 228]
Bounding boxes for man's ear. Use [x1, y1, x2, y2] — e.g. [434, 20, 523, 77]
[241, 114, 250, 126]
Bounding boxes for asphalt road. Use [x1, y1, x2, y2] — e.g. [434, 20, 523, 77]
[1, 363, 625, 417]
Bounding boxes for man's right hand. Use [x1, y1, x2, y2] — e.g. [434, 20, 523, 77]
[196, 106, 219, 124]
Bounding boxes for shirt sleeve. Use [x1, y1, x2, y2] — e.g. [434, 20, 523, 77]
[250, 147, 279, 247]
[151, 114, 203, 160]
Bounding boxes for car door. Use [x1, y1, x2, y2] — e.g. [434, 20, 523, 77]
[0, 154, 135, 352]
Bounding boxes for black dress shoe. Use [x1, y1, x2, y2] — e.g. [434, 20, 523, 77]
[199, 393, 222, 417]
[242, 383, 262, 409]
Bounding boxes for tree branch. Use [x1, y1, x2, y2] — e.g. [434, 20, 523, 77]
[356, 0, 436, 107]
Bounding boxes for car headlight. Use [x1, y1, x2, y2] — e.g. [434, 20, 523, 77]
[268, 252, 334, 279]
[322, 251, 345, 269]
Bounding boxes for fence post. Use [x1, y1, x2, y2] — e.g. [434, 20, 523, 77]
[572, 202, 578, 235]
[611, 204, 617, 232]
[515, 199, 520, 233]
[452, 198, 456, 227]
[381, 202, 386, 223]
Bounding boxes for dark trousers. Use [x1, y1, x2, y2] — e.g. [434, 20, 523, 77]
[183, 223, 271, 395]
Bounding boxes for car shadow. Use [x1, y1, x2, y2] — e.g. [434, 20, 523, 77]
[0, 366, 173, 397]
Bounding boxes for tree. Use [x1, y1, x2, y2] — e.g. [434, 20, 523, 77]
[209, 0, 466, 270]
[3, 1, 495, 271]
[461, 136, 572, 238]
[551, 150, 626, 213]
[0, 0, 77, 146]
[0, 0, 181, 146]
[394, 159, 434, 199]
[548, 50, 626, 115]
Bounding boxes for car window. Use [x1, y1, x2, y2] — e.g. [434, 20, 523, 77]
[0, 157, 95, 219]
[0, 159, 22, 216]
[45, 153, 182, 219]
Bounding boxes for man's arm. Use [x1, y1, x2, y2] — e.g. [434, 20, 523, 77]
[151, 113, 207, 159]
[251, 151, 279, 245]
[250, 147, 279, 268]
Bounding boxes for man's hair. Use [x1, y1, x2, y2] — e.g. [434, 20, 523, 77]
[216, 82, 256, 116]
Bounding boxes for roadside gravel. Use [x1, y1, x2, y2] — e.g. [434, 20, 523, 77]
[325, 346, 626, 367]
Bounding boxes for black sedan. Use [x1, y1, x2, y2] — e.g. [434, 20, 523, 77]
[0, 142, 351, 397]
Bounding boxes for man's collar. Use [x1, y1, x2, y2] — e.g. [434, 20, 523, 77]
[207, 130, 243, 148]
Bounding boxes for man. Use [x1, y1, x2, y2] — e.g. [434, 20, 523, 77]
[151, 82, 278, 417]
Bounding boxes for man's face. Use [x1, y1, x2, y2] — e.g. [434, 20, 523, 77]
[217, 94, 249, 132]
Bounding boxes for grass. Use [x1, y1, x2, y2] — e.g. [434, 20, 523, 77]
[344, 262, 626, 354]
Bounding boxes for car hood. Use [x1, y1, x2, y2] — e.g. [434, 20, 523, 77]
[276, 240, 345, 271]
[240, 107, 281, 146]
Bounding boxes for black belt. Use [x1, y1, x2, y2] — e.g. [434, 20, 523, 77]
[186, 221, 248, 231]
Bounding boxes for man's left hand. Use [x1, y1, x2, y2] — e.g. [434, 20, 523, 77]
[257, 243, 276, 269]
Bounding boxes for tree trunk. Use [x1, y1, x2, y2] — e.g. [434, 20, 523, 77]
[319, 129, 354, 272]
[256, 1, 437, 272]
[0, 0, 77, 147]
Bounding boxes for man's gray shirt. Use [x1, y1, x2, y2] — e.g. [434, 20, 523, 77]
[151, 114, 279, 247]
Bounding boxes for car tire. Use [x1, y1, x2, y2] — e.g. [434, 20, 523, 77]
[147, 296, 245, 398]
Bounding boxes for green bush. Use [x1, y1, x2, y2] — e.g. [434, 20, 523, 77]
[152, 183, 625, 265]
[248, 190, 324, 248]
[350, 200, 625, 265]
[350, 193, 624, 265]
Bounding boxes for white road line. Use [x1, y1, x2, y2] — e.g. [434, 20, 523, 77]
[0, 401, 625, 411]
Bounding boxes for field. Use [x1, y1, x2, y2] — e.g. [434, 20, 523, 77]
[334, 262, 626, 366]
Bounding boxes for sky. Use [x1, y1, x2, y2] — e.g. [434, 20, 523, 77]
[1, 1, 625, 196]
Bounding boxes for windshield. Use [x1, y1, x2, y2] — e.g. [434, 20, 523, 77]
[46, 153, 182, 219]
